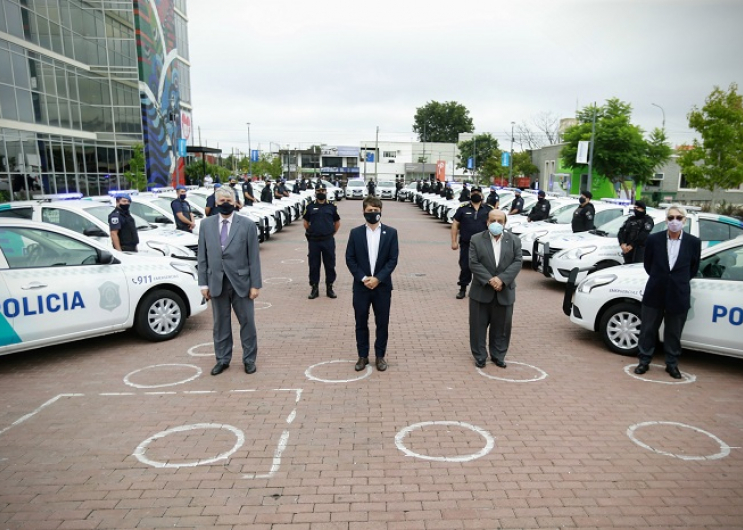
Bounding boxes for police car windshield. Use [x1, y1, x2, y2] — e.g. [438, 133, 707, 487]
[348, 181, 364, 187]
[85, 205, 151, 230]
[551, 205, 577, 224]
[596, 215, 631, 238]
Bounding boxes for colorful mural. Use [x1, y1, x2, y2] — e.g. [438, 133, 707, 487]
[134, 0, 183, 188]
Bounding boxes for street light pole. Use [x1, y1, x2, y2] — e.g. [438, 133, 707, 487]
[246, 122, 252, 176]
[651, 103, 666, 130]
[509, 121, 515, 187]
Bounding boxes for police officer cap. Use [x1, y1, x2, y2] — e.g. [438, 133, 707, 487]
[229, 177, 237, 183]
[581, 190, 593, 199]
[213, 183, 222, 189]
[537, 190, 546, 197]
[176, 185, 187, 190]
[316, 183, 327, 190]
[514, 188, 521, 194]
[470, 185, 483, 192]
[634, 200, 647, 210]
[117, 193, 131, 202]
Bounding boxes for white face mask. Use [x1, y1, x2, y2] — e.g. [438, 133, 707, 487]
[488, 222, 504, 237]
[668, 219, 684, 233]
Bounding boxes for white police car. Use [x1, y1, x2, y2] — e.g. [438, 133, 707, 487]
[0, 219, 207, 355]
[547, 211, 743, 284]
[566, 236, 743, 358]
[0, 200, 198, 259]
[345, 179, 368, 199]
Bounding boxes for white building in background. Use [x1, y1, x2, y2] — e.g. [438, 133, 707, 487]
[359, 141, 468, 183]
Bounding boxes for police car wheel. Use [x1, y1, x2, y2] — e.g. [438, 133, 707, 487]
[599, 302, 641, 356]
[134, 289, 187, 341]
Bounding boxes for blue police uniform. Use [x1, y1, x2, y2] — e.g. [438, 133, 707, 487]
[303, 199, 340, 294]
[171, 197, 194, 231]
[453, 199, 493, 291]
[510, 195, 525, 214]
[242, 181, 255, 206]
[108, 207, 139, 251]
[205, 192, 218, 215]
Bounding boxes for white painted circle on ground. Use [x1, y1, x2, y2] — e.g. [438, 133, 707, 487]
[133, 423, 245, 468]
[254, 301, 272, 310]
[294, 247, 305, 252]
[305, 360, 372, 383]
[123, 364, 202, 389]
[476, 361, 548, 382]
[395, 421, 495, 462]
[264, 277, 293, 284]
[624, 363, 696, 384]
[187, 342, 214, 357]
[627, 421, 730, 460]
[281, 258, 304, 264]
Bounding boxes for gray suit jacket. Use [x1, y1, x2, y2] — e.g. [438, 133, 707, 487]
[468, 229, 522, 305]
[197, 213, 262, 298]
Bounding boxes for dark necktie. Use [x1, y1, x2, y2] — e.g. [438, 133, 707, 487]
[220, 219, 229, 250]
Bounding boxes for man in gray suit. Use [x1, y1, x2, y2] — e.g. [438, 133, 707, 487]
[468, 209, 522, 368]
[197, 187, 262, 375]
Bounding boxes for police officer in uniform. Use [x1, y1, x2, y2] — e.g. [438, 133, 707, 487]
[260, 180, 273, 203]
[486, 186, 499, 207]
[304, 184, 341, 299]
[509, 189, 524, 215]
[171, 185, 196, 232]
[572, 190, 596, 233]
[108, 194, 139, 252]
[527, 190, 551, 222]
[205, 183, 221, 216]
[228, 177, 242, 210]
[367, 179, 376, 197]
[618, 200, 654, 263]
[444, 182, 455, 200]
[451, 185, 493, 299]
[242, 175, 256, 206]
[416, 180, 423, 192]
[421, 180, 431, 193]
[458, 182, 471, 202]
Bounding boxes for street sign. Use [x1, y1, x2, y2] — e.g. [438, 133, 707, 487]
[501, 152, 510, 167]
[251, 149, 259, 162]
[177, 138, 187, 157]
[576, 141, 590, 164]
[365, 152, 375, 162]
[467, 157, 473, 169]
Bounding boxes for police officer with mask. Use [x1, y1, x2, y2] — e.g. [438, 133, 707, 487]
[228, 177, 242, 210]
[171, 185, 196, 232]
[572, 190, 596, 232]
[205, 183, 221, 216]
[451, 185, 494, 299]
[509, 189, 525, 215]
[527, 190, 551, 222]
[109, 194, 139, 252]
[242, 174, 256, 206]
[304, 184, 341, 299]
[260, 180, 273, 203]
[618, 200, 654, 263]
[458, 182, 471, 202]
[486, 186, 499, 207]
[445, 182, 455, 200]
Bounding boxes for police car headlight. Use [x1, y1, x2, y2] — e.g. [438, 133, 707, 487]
[522, 230, 547, 242]
[146, 241, 171, 256]
[560, 246, 597, 260]
[577, 274, 617, 293]
[171, 261, 198, 280]
[168, 244, 196, 258]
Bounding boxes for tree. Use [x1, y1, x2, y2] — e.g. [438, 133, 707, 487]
[250, 153, 283, 180]
[413, 101, 474, 143]
[561, 98, 672, 195]
[678, 83, 743, 191]
[515, 111, 561, 149]
[456, 133, 500, 184]
[123, 143, 147, 191]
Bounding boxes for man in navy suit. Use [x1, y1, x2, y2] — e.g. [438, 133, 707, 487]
[346, 196, 399, 372]
[635, 205, 701, 379]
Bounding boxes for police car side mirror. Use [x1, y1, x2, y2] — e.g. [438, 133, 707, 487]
[83, 227, 108, 238]
[97, 248, 116, 264]
[155, 216, 173, 224]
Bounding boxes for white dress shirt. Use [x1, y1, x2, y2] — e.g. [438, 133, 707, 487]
[365, 223, 382, 278]
[490, 234, 502, 268]
[667, 230, 683, 270]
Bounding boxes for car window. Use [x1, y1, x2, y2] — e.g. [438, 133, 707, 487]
[348, 181, 363, 187]
[553, 206, 577, 224]
[699, 220, 731, 242]
[594, 208, 622, 226]
[130, 202, 165, 223]
[0, 207, 33, 219]
[0, 227, 99, 268]
[42, 207, 98, 234]
[699, 245, 743, 280]
[85, 205, 150, 230]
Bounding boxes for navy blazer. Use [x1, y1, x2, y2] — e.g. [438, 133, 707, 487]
[345, 223, 399, 292]
[641, 230, 701, 313]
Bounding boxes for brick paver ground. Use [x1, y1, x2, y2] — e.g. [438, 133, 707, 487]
[1, 198, 742, 530]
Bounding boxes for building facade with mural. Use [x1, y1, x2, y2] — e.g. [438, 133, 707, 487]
[0, 0, 191, 199]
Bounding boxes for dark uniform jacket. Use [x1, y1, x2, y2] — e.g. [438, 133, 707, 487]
[571, 202, 596, 232]
[108, 208, 139, 250]
[618, 213, 654, 249]
[171, 198, 193, 231]
[453, 202, 494, 243]
[527, 198, 551, 221]
[242, 181, 254, 206]
[486, 191, 499, 207]
[260, 184, 273, 203]
[458, 187, 471, 202]
[303, 201, 340, 240]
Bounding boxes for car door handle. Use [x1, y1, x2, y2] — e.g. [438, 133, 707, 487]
[21, 282, 48, 290]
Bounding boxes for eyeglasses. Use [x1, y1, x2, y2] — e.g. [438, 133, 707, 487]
[667, 215, 685, 221]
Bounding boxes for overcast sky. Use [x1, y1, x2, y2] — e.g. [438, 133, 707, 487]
[187, 0, 743, 156]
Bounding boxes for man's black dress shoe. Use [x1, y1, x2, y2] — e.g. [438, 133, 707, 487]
[493, 359, 507, 369]
[211, 363, 229, 376]
[634, 363, 649, 375]
[244, 362, 256, 374]
[666, 365, 682, 379]
[475, 360, 486, 368]
[375, 357, 388, 371]
[355, 357, 369, 371]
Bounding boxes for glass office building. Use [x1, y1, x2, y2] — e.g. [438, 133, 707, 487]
[0, 0, 191, 199]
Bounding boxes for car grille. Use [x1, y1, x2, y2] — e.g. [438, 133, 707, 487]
[548, 247, 561, 257]
[186, 244, 198, 255]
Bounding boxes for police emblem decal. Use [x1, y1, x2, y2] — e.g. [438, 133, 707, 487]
[99, 281, 122, 311]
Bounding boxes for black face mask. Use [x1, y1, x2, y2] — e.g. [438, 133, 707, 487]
[470, 194, 482, 203]
[218, 202, 236, 215]
[579, 197, 587, 205]
[316, 193, 326, 201]
[634, 209, 645, 217]
[118, 203, 130, 212]
[229, 183, 236, 188]
[364, 211, 381, 224]
[179, 194, 187, 200]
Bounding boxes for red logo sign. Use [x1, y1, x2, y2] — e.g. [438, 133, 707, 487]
[180, 111, 191, 140]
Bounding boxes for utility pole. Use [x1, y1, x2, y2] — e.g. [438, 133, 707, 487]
[374, 126, 379, 182]
[246, 122, 252, 176]
[198, 126, 201, 146]
[587, 103, 597, 191]
[509, 121, 515, 187]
